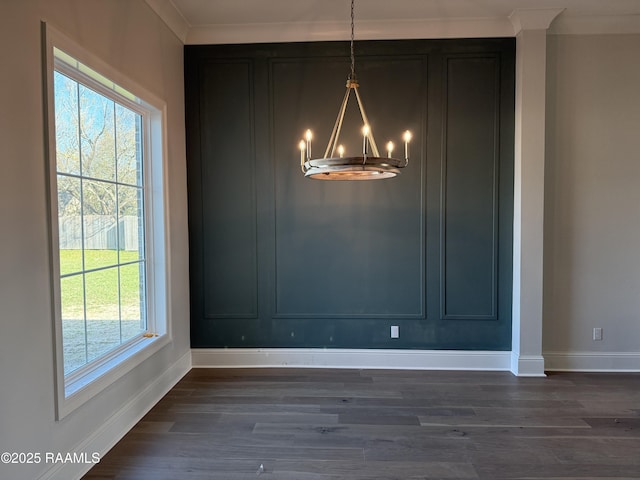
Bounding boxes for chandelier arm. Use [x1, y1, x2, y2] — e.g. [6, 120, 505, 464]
[353, 86, 380, 157]
[323, 86, 351, 159]
[330, 88, 352, 157]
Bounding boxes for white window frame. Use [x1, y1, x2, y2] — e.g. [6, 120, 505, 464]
[43, 22, 172, 419]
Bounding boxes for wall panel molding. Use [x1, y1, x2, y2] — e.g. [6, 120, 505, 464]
[196, 59, 259, 320]
[270, 53, 426, 319]
[185, 39, 514, 350]
[440, 54, 501, 321]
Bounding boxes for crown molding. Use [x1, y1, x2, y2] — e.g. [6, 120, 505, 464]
[145, 1, 640, 46]
[145, 0, 190, 43]
[549, 14, 640, 35]
[186, 17, 515, 44]
[509, 8, 565, 33]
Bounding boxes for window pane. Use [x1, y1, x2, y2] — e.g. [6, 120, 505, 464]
[118, 185, 144, 259]
[52, 47, 160, 396]
[116, 104, 142, 186]
[57, 175, 83, 275]
[82, 180, 117, 269]
[54, 72, 80, 175]
[79, 85, 116, 181]
[120, 263, 146, 341]
[85, 268, 120, 362]
[61, 274, 86, 374]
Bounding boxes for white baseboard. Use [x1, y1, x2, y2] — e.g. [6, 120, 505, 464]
[191, 348, 512, 371]
[39, 350, 192, 480]
[544, 351, 640, 372]
[510, 352, 546, 377]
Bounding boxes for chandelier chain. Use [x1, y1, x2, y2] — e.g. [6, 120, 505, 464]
[350, 0, 355, 80]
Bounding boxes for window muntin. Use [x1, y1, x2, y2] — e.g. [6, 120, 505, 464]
[53, 67, 149, 377]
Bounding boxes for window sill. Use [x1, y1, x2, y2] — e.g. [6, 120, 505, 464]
[57, 334, 171, 420]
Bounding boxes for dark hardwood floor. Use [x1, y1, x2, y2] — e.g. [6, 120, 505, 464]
[83, 368, 640, 479]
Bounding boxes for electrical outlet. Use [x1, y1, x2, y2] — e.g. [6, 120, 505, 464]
[593, 327, 603, 341]
[390, 325, 399, 338]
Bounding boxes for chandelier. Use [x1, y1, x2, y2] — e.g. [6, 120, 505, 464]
[298, 0, 412, 180]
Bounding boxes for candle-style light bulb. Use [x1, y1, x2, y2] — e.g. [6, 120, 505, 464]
[362, 124, 370, 156]
[337, 145, 345, 158]
[386, 141, 394, 158]
[403, 130, 412, 160]
[305, 129, 313, 159]
[299, 140, 306, 166]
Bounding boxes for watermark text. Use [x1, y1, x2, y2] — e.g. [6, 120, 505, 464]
[1, 451, 100, 464]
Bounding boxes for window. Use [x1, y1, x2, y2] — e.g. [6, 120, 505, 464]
[54, 66, 149, 375]
[44, 24, 169, 418]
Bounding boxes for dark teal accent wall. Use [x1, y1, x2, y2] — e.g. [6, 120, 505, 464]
[185, 39, 515, 350]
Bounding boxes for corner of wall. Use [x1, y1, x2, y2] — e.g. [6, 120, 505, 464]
[38, 351, 191, 480]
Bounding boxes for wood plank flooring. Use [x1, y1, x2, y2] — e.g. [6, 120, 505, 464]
[83, 369, 640, 479]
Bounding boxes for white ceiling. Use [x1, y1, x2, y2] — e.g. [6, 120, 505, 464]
[146, 0, 640, 43]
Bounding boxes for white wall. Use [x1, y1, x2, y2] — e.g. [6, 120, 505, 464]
[544, 34, 640, 370]
[0, 1, 190, 479]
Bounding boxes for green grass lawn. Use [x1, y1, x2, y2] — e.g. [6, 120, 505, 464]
[60, 249, 143, 320]
[60, 249, 146, 374]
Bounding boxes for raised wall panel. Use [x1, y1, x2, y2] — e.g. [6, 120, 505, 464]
[271, 57, 425, 318]
[199, 61, 258, 318]
[441, 56, 499, 320]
